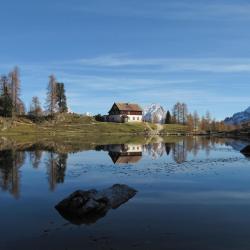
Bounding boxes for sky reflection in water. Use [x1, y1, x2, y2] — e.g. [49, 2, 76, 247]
[0, 136, 250, 250]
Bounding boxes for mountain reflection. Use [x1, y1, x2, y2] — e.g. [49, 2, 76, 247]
[0, 136, 248, 198]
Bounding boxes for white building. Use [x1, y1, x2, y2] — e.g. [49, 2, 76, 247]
[107, 102, 143, 123]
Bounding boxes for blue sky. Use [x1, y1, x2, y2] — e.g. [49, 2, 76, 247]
[1, 0, 250, 119]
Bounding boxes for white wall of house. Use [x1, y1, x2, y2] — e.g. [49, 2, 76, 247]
[108, 114, 142, 123]
[108, 144, 143, 153]
[127, 115, 143, 122]
[126, 144, 143, 153]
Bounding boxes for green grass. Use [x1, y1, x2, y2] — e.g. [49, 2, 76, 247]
[0, 114, 188, 139]
[161, 124, 189, 134]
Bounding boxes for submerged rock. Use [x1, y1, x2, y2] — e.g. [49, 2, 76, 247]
[55, 184, 137, 225]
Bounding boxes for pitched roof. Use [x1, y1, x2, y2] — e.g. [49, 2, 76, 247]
[114, 155, 142, 164]
[109, 152, 142, 164]
[115, 103, 142, 112]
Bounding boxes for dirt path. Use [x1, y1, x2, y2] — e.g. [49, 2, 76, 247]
[146, 123, 163, 135]
[156, 124, 164, 134]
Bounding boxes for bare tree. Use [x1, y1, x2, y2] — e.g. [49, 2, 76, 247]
[173, 102, 182, 124]
[173, 102, 188, 124]
[29, 96, 42, 117]
[46, 75, 57, 115]
[193, 111, 200, 131]
[9, 66, 21, 115]
[181, 103, 188, 125]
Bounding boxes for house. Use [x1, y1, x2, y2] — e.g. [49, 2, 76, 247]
[108, 102, 143, 123]
[107, 144, 143, 164]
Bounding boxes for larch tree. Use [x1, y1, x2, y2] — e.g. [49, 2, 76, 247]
[181, 103, 188, 125]
[9, 66, 21, 115]
[29, 96, 42, 117]
[172, 102, 182, 124]
[46, 75, 57, 115]
[173, 102, 188, 124]
[186, 113, 194, 131]
[193, 111, 200, 131]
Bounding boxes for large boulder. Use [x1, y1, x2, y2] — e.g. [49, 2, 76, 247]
[55, 184, 137, 225]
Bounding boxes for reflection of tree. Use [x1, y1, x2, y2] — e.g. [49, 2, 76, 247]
[0, 150, 25, 198]
[172, 140, 187, 164]
[165, 143, 172, 155]
[200, 137, 211, 157]
[46, 153, 68, 191]
[29, 150, 43, 169]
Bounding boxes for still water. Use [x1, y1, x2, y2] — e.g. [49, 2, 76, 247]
[1, 136, 250, 250]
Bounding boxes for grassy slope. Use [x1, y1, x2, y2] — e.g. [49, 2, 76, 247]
[0, 114, 188, 138]
[161, 124, 189, 134]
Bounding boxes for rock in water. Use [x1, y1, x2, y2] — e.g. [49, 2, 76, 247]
[55, 184, 137, 225]
[241, 145, 250, 157]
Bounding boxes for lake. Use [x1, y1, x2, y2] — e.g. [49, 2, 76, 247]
[1, 136, 250, 250]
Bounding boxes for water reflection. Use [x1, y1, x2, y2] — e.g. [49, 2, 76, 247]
[106, 144, 143, 164]
[0, 136, 249, 198]
[29, 149, 43, 169]
[46, 153, 68, 191]
[0, 150, 25, 198]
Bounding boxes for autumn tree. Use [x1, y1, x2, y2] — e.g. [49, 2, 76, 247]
[172, 102, 182, 124]
[181, 103, 188, 125]
[29, 96, 42, 117]
[186, 113, 194, 131]
[9, 66, 24, 115]
[193, 111, 200, 131]
[172, 102, 188, 124]
[46, 75, 57, 115]
[205, 111, 211, 131]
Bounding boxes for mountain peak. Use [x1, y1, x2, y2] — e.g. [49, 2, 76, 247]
[143, 103, 166, 124]
[245, 106, 250, 114]
[224, 106, 250, 125]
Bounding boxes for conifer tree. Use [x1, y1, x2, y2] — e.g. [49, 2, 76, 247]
[0, 76, 13, 117]
[56, 83, 68, 113]
[165, 110, 171, 124]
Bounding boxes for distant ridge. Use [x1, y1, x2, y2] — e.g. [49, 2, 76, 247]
[224, 107, 250, 125]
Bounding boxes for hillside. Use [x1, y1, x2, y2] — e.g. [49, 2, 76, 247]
[0, 114, 188, 138]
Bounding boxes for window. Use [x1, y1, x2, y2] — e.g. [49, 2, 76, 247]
[137, 117, 139, 120]
[133, 117, 135, 120]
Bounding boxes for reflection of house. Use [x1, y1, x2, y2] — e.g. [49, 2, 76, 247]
[107, 144, 142, 164]
[107, 103, 143, 123]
